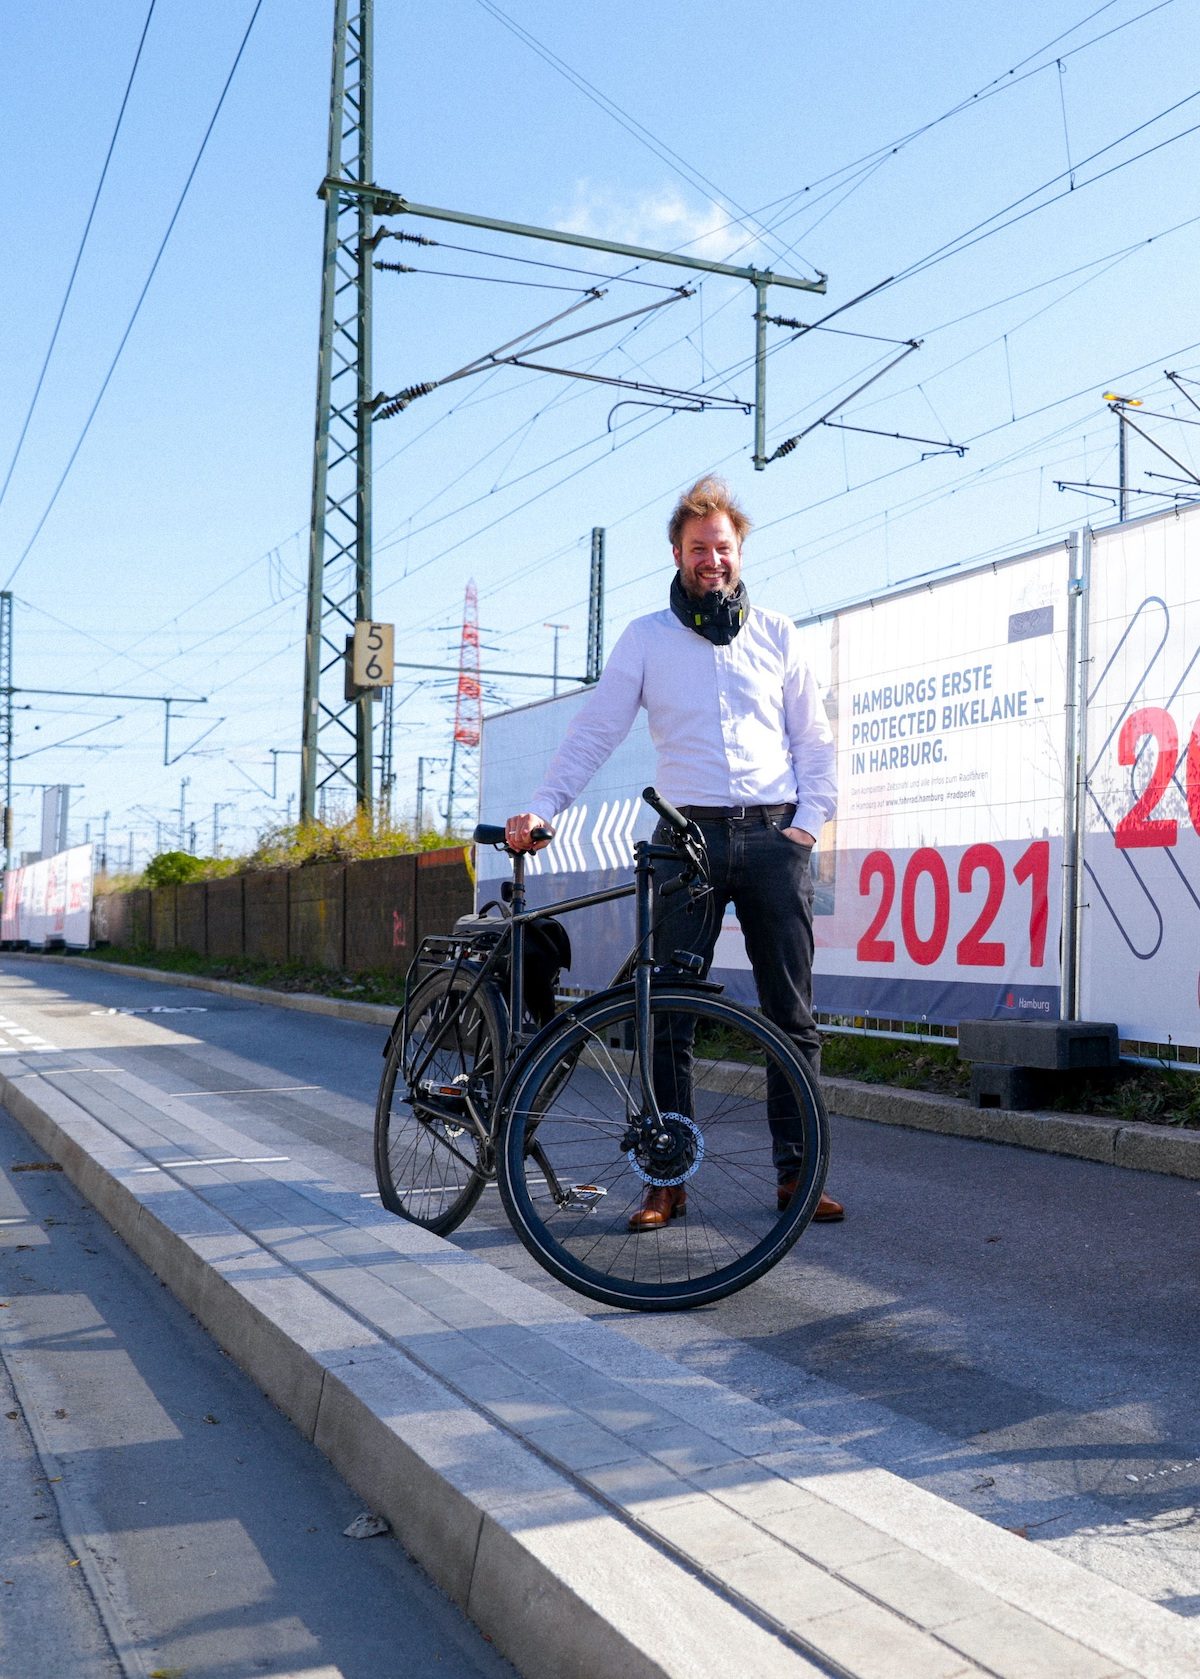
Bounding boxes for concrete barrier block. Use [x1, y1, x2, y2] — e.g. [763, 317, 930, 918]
[176, 881, 207, 955]
[243, 870, 288, 962]
[288, 861, 345, 971]
[344, 852, 416, 973]
[415, 846, 473, 944]
[151, 885, 177, 952]
[970, 1062, 1049, 1110]
[957, 1019, 1119, 1070]
[205, 876, 244, 958]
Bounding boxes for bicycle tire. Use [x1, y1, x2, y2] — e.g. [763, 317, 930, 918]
[495, 986, 828, 1310]
[374, 968, 506, 1235]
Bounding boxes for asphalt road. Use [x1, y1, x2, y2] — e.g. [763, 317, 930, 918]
[2, 953, 1198, 1627]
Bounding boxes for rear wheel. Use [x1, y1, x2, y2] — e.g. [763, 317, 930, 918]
[374, 969, 505, 1234]
[495, 986, 828, 1310]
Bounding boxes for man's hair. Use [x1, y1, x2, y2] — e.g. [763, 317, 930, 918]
[668, 477, 752, 550]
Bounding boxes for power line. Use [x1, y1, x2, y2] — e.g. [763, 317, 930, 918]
[881, 87, 1200, 296]
[759, 0, 1172, 243]
[0, 0, 158, 520]
[472, 0, 819, 279]
[2, 0, 265, 591]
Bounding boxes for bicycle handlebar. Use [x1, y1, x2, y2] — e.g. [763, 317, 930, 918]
[473, 823, 555, 848]
[641, 786, 688, 834]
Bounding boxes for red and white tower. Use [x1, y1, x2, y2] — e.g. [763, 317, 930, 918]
[446, 581, 482, 832]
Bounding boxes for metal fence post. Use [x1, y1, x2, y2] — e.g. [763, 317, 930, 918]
[1058, 527, 1090, 1021]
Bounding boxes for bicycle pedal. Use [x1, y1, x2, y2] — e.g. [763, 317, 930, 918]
[563, 1183, 608, 1209]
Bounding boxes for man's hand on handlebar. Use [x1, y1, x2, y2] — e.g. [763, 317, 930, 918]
[505, 813, 554, 852]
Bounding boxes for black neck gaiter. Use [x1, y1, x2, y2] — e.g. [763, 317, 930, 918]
[669, 572, 749, 646]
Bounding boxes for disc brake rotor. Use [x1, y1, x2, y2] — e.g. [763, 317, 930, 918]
[625, 1111, 704, 1187]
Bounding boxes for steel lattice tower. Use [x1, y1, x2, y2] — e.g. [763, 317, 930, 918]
[300, 0, 375, 821]
[445, 581, 482, 834]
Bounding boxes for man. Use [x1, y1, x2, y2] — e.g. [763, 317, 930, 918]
[505, 475, 842, 1228]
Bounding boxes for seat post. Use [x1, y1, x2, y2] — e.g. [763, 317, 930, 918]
[510, 848, 527, 917]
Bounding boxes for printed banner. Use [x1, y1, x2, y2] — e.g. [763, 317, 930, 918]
[1, 845, 94, 948]
[1078, 511, 1200, 1051]
[810, 545, 1070, 1024]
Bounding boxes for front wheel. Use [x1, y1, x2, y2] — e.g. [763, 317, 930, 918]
[495, 987, 828, 1310]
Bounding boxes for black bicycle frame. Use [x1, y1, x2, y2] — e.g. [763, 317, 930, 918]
[402, 832, 695, 1136]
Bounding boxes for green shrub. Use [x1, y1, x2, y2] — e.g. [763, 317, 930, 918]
[143, 850, 208, 887]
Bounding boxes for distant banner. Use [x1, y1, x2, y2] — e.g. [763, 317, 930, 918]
[1, 845, 94, 948]
[1078, 513, 1200, 1051]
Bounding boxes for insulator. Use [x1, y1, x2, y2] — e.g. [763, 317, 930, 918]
[374, 260, 416, 274]
[394, 229, 436, 246]
[376, 382, 436, 420]
[774, 437, 798, 459]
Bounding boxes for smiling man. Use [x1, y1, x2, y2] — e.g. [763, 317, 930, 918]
[505, 475, 842, 1227]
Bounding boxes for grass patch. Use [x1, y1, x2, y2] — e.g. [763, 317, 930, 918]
[1047, 1066, 1200, 1128]
[821, 1032, 970, 1097]
[81, 944, 406, 1009]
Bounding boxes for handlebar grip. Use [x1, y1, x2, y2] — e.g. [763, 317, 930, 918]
[642, 786, 689, 835]
[473, 823, 555, 847]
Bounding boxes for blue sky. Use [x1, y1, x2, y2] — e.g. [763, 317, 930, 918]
[3, 0, 1198, 858]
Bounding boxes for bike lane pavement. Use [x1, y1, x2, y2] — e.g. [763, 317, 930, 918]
[0, 952, 1198, 1678]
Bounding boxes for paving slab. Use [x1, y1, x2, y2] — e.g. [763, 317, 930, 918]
[3, 1051, 1200, 1679]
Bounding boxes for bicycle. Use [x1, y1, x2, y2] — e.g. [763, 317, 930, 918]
[373, 787, 830, 1311]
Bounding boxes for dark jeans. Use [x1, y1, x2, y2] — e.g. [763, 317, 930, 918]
[650, 809, 818, 1178]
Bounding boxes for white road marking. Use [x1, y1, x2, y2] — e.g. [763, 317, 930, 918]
[166, 1085, 321, 1098]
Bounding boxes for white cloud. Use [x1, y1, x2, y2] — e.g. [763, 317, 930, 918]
[554, 182, 756, 265]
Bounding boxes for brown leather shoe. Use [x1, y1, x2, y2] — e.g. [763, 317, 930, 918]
[777, 1176, 845, 1221]
[628, 1184, 687, 1231]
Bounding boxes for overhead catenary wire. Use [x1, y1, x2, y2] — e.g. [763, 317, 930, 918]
[471, 0, 820, 279]
[82, 181, 1200, 702]
[2, 0, 265, 592]
[0, 0, 158, 521]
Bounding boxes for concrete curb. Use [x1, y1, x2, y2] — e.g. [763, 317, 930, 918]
[4, 1016, 1200, 1676]
[3, 949, 397, 1027]
[822, 1076, 1200, 1181]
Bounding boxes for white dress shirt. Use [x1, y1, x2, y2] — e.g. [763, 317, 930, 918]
[530, 604, 837, 839]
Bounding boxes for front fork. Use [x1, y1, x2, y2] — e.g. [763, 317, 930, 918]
[633, 837, 665, 1129]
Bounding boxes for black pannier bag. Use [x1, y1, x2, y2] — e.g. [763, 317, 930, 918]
[521, 915, 571, 1027]
[451, 910, 571, 1028]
